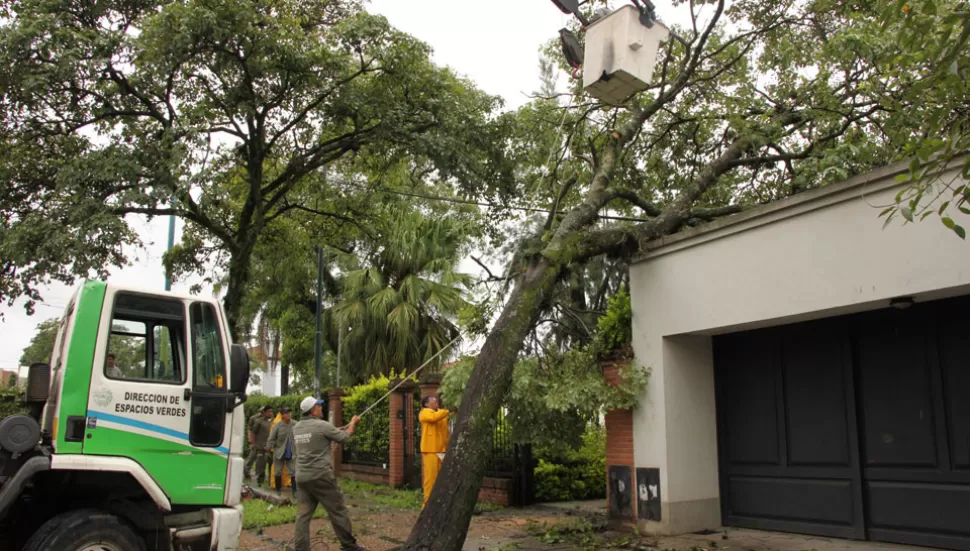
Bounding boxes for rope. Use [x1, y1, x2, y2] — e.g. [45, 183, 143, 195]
[346, 333, 463, 422]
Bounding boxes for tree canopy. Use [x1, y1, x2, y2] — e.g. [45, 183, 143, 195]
[0, 0, 511, 335]
[877, 0, 970, 237]
[18, 318, 59, 366]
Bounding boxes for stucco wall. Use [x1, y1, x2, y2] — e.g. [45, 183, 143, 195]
[627, 159, 970, 534]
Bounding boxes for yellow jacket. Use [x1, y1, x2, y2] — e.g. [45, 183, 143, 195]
[419, 408, 450, 453]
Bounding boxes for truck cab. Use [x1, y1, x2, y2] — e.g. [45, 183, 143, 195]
[0, 280, 250, 551]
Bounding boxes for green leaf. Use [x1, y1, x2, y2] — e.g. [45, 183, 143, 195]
[938, 201, 951, 215]
[942, 216, 956, 229]
[901, 207, 915, 222]
[954, 225, 967, 240]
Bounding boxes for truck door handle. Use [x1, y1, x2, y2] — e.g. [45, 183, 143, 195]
[184, 388, 192, 401]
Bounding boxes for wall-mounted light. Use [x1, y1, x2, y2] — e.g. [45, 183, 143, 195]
[890, 296, 915, 310]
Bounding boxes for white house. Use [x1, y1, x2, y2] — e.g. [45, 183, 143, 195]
[621, 158, 970, 550]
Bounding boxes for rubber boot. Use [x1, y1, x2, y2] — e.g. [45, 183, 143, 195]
[291, 479, 298, 499]
[275, 475, 283, 496]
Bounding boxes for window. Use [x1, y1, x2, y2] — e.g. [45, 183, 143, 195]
[189, 302, 228, 447]
[190, 303, 226, 389]
[105, 293, 185, 384]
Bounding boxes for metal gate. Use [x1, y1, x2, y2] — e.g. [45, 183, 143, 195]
[401, 394, 422, 490]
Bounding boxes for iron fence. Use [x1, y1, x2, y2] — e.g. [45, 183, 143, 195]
[484, 407, 516, 476]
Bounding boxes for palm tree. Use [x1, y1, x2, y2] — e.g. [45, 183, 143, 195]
[327, 210, 472, 382]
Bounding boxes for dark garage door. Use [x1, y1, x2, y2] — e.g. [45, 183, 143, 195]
[714, 295, 970, 550]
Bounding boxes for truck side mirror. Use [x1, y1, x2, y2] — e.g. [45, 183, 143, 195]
[229, 344, 250, 395]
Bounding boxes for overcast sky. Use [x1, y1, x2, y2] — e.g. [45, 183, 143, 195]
[1, 0, 690, 373]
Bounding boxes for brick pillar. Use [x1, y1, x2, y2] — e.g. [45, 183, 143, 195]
[604, 360, 636, 521]
[388, 378, 417, 487]
[328, 388, 345, 474]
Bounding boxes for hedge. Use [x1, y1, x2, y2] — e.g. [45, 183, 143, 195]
[341, 371, 418, 460]
[534, 425, 606, 502]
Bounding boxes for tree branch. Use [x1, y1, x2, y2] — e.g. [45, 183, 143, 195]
[689, 204, 747, 221]
[543, 176, 578, 231]
[612, 191, 662, 217]
[470, 256, 504, 283]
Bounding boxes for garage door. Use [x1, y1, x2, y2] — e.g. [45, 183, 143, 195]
[713, 295, 970, 550]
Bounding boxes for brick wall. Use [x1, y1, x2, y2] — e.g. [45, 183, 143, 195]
[478, 476, 512, 506]
[341, 463, 389, 485]
[604, 360, 637, 521]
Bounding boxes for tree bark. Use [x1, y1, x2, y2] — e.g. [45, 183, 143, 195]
[223, 238, 257, 342]
[402, 259, 561, 551]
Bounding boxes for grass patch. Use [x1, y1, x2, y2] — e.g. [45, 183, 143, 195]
[340, 478, 424, 510]
[242, 499, 326, 531]
[243, 477, 506, 531]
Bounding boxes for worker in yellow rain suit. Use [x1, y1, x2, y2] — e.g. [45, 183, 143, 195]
[418, 394, 450, 508]
[268, 409, 293, 491]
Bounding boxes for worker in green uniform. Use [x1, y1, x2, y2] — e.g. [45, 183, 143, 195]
[246, 405, 274, 485]
[267, 405, 297, 497]
[292, 396, 363, 551]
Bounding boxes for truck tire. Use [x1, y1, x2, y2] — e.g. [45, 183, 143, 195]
[22, 508, 147, 551]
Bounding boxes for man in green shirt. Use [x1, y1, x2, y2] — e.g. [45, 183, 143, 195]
[267, 405, 296, 497]
[246, 405, 274, 485]
[292, 397, 362, 551]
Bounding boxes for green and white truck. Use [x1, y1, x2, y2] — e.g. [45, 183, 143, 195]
[0, 280, 251, 550]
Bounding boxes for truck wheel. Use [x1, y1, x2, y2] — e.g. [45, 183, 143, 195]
[22, 508, 147, 551]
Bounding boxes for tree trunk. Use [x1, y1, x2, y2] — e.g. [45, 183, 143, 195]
[402, 260, 560, 551]
[223, 241, 256, 342]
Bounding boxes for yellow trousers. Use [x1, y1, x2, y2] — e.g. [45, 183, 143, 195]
[421, 452, 443, 508]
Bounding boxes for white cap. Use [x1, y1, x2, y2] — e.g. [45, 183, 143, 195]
[300, 396, 325, 414]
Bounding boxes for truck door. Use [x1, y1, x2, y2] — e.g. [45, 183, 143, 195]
[84, 291, 230, 506]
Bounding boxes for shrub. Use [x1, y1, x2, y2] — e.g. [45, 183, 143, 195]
[0, 386, 27, 418]
[534, 425, 606, 502]
[441, 353, 647, 457]
[340, 370, 415, 459]
[595, 287, 632, 357]
[342, 374, 391, 458]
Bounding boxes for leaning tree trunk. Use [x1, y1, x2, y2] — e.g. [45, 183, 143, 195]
[402, 260, 560, 551]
